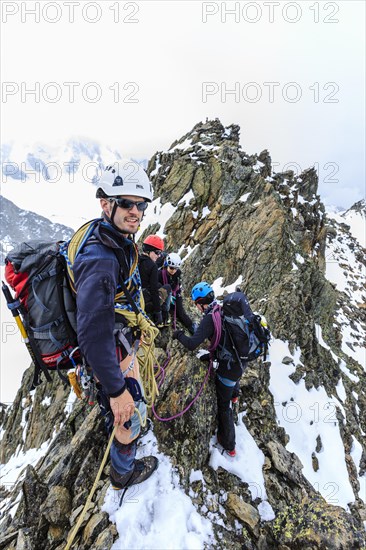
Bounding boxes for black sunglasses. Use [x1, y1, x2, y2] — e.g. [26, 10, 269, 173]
[152, 249, 162, 256]
[109, 198, 148, 212]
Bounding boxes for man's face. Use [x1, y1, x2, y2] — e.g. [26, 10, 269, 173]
[100, 195, 146, 234]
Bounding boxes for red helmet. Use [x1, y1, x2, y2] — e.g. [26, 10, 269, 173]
[143, 235, 164, 251]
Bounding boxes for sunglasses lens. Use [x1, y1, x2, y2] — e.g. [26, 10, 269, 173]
[136, 201, 148, 212]
[115, 199, 148, 211]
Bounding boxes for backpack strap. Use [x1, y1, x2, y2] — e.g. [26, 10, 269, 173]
[161, 268, 168, 287]
[223, 318, 245, 367]
[112, 248, 140, 317]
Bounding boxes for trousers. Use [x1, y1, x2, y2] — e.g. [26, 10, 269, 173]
[215, 376, 240, 451]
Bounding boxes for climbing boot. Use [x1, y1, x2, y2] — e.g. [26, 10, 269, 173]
[110, 456, 159, 490]
[217, 434, 236, 458]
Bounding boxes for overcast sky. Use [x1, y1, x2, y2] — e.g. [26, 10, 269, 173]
[1, 1, 365, 208]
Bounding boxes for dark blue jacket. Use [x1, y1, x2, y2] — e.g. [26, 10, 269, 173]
[73, 220, 137, 397]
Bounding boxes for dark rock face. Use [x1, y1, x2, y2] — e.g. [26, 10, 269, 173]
[0, 119, 365, 549]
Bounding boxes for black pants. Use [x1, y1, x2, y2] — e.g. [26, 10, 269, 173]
[215, 377, 240, 451]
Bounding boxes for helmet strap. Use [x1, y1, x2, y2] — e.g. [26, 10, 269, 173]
[103, 203, 130, 235]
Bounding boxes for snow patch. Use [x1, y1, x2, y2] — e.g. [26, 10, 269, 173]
[212, 276, 243, 296]
[178, 190, 195, 207]
[269, 339, 355, 510]
[41, 396, 51, 407]
[350, 436, 366, 504]
[239, 192, 251, 203]
[209, 412, 275, 522]
[103, 431, 215, 549]
[201, 207, 211, 219]
[168, 137, 193, 153]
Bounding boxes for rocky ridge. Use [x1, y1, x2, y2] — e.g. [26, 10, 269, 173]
[0, 196, 73, 263]
[0, 119, 365, 549]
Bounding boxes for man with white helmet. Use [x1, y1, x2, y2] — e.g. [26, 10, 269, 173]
[71, 160, 158, 491]
[158, 252, 196, 333]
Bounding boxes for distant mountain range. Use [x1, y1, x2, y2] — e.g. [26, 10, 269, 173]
[0, 196, 74, 263]
[1, 137, 148, 182]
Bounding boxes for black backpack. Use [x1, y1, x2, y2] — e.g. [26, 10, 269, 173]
[4, 241, 80, 389]
[3, 222, 146, 392]
[215, 291, 271, 379]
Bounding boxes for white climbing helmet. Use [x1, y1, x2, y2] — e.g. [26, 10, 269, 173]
[96, 160, 153, 201]
[165, 252, 182, 269]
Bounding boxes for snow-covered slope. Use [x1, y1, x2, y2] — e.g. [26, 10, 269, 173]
[326, 200, 366, 248]
[324, 202, 366, 370]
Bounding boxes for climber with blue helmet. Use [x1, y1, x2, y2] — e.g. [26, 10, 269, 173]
[173, 281, 241, 457]
[158, 252, 195, 333]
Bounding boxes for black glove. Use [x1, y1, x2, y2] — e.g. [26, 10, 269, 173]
[199, 353, 211, 362]
[173, 329, 183, 340]
[153, 311, 163, 326]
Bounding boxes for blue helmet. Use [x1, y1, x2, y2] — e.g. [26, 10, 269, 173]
[191, 282, 214, 303]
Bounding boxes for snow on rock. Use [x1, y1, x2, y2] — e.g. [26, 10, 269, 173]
[0, 437, 56, 519]
[178, 190, 195, 207]
[137, 197, 176, 239]
[314, 323, 340, 363]
[326, 201, 366, 248]
[324, 218, 365, 308]
[190, 469, 204, 483]
[168, 137, 193, 153]
[269, 339, 355, 510]
[335, 378, 347, 403]
[103, 431, 215, 550]
[63, 388, 78, 416]
[350, 436, 366, 504]
[201, 206, 211, 219]
[239, 192, 251, 203]
[335, 309, 365, 371]
[339, 360, 360, 384]
[179, 244, 199, 263]
[212, 276, 243, 296]
[40, 396, 51, 407]
[150, 156, 162, 177]
[209, 413, 275, 522]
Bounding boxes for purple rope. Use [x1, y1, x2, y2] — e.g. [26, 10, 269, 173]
[152, 361, 213, 422]
[151, 305, 222, 423]
[209, 304, 222, 355]
[154, 352, 170, 389]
